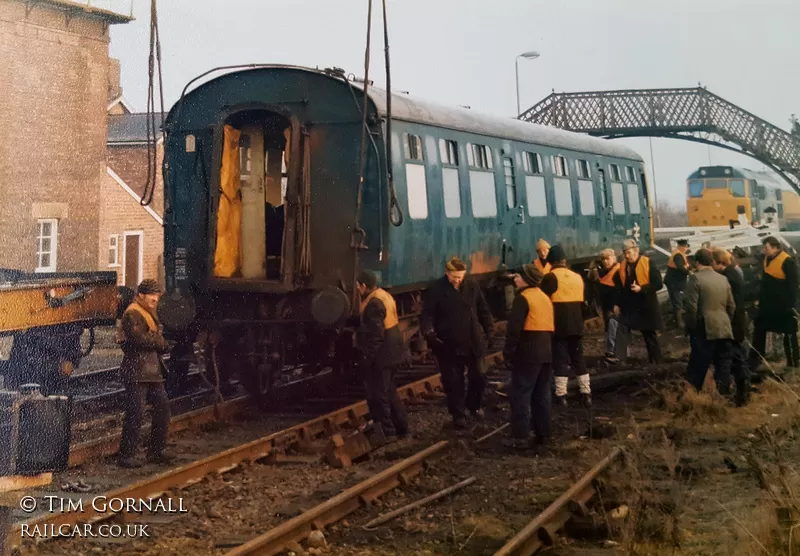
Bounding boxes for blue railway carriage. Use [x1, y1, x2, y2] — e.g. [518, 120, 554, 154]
[158, 65, 650, 400]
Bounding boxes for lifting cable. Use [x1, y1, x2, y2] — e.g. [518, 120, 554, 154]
[141, 0, 166, 207]
[381, 0, 403, 227]
[350, 0, 374, 310]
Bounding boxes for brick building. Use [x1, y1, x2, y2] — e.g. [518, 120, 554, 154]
[104, 111, 166, 289]
[0, 0, 132, 273]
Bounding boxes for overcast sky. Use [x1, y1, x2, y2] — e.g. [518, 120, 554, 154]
[108, 0, 800, 207]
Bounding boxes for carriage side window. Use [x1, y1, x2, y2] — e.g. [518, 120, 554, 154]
[597, 167, 609, 209]
[627, 183, 641, 214]
[439, 139, 458, 166]
[440, 139, 461, 217]
[525, 175, 548, 217]
[523, 152, 543, 174]
[404, 133, 423, 161]
[609, 164, 621, 182]
[552, 155, 569, 177]
[553, 177, 573, 216]
[467, 143, 493, 170]
[625, 166, 637, 183]
[404, 133, 427, 219]
[504, 157, 517, 209]
[612, 182, 625, 214]
[576, 159, 591, 179]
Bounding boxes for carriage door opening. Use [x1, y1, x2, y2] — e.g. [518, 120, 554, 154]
[214, 110, 289, 280]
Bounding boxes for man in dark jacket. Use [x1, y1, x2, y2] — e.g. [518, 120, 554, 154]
[665, 239, 691, 329]
[713, 248, 751, 405]
[504, 264, 554, 454]
[684, 248, 735, 395]
[540, 245, 590, 407]
[614, 239, 664, 364]
[356, 270, 409, 440]
[749, 236, 800, 373]
[117, 279, 172, 468]
[587, 248, 620, 364]
[421, 256, 494, 428]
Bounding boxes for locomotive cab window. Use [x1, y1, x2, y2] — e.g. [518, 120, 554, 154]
[730, 179, 746, 198]
[439, 139, 461, 218]
[213, 109, 293, 281]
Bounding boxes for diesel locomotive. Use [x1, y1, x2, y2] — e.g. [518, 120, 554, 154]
[157, 65, 652, 401]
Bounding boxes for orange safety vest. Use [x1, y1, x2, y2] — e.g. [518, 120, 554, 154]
[533, 258, 551, 274]
[598, 263, 620, 287]
[520, 287, 554, 332]
[618, 256, 651, 287]
[360, 288, 399, 329]
[550, 267, 585, 303]
[667, 250, 685, 269]
[764, 250, 790, 280]
[116, 301, 158, 344]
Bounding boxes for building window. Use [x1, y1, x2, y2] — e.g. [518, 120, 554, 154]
[404, 133, 423, 161]
[552, 155, 569, 177]
[625, 166, 638, 183]
[35, 219, 58, 273]
[523, 152, 543, 174]
[576, 159, 591, 179]
[439, 139, 458, 166]
[609, 164, 621, 182]
[109, 235, 120, 266]
[466, 143, 493, 170]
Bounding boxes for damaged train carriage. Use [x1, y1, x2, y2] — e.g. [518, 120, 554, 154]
[158, 65, 650, 400]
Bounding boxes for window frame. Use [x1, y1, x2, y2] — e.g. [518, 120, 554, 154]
[609, 164, 621, 182]
[625, 165, 638, 183]
[523, 151, 543, 175]
[404, 133, 424, 161]
[35, 218, 58, 273]
[552, 155, 569, 177]
[576, 159, 591, 180]
[466, 143, 493, 171]
[439, 138, 458, 166]
[108, 234, 120, 267]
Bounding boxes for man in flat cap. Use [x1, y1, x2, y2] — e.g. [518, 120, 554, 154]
[533, 239, 552, 275]
[117, 279, 172, 468]
[665, 239, 691, 329]
[355, 270, 409, 441]
[504, 264, 554, 454]
[421, 256, 494, 428]
[540, 245, 591, 407]
[614, 239, 664, 364]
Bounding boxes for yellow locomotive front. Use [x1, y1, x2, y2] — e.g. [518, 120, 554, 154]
[686, 166, 753, 227]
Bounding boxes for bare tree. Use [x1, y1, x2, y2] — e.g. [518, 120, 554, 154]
[655, 201, 688, 228]
[791, 114, 800, 138]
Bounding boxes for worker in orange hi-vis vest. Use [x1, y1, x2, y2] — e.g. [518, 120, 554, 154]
[748, 236, 800, 374]
[355, 270, 409, 441]
[588, 248, 621, 364]
[533, 239, 551, 274]
[503, 264, 554, 456]
[613, 239, 664, 364]
[664, 239, 691, 329]
[540, 245, 590, 407]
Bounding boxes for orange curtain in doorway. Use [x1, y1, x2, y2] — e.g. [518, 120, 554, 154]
[213, 125, 242, 277]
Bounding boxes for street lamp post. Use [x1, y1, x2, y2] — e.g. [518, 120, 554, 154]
[515, 50, 540, 117]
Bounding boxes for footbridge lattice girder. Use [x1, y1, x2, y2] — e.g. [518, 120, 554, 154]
[518, 87, 800, 193]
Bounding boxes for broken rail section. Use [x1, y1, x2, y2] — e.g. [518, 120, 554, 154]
[494, 446, 624, 556]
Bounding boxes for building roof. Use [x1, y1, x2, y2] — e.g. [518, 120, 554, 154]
[108, 113, 166, 145]
[26, 0, 134, 24]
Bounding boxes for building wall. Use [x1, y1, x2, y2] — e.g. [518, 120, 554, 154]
[0, 0, 113, 272]
[99, 153, 164, 288]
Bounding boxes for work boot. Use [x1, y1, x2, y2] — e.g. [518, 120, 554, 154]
[452, 415, 467, 429]
[470, 409, 485, 421]
[735, 380, 751, 407]
[555, 395, 568, 407]
[531, 437, 552, 457]
[117, 456, 142, 469]
[580, 393, 592, 408]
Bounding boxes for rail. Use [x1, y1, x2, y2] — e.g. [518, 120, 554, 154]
[494, 447, 623, 556]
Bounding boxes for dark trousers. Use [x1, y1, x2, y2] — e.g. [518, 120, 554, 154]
[732, 340, 750, 384]
[687, 334, 733, 394]
[666, 284, 684, 316]
[749, 316, 800, 369]
[364, 365, 409, 437]
[615, 324, 662, 364]
[553, 336, 586, 377]
[509, 363, 552, 440]
[438, 355, 486, 417]
[119, 381, 171, 459]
